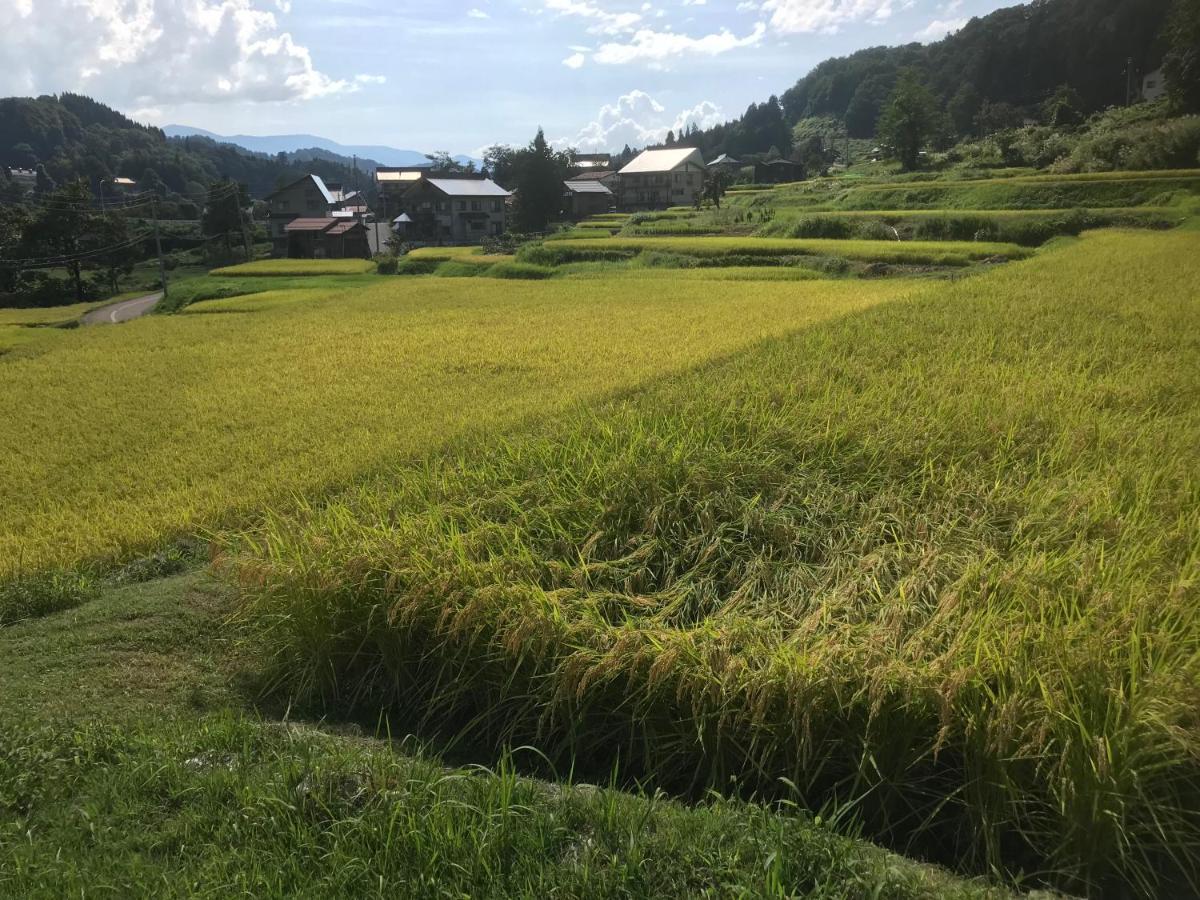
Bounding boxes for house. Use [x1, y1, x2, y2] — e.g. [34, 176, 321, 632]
[617, 147, 706, 211]
[374, 167, 428, 219]
[1142, 68, 1167, 103]
[563, 180, 613, 219]
[574, 153, 611, 170]
[568, 169, 619, 192]
[282, 217, 370, 259]
[398, 176, 510, 242]
[753, 159, 805, 184]
[265, 174, 340, 255]
[708, 154, 741, 172]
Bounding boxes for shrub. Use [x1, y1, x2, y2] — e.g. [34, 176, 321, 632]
[786, 216, 855, 239]
[375, 255, 399, 275]
[394, 258, 441, 276]
[485, 262, 554, 280]
[0, 570, 98, 626]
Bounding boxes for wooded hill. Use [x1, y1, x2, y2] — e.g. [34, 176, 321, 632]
[684, 0, 1173, 157]
[0, 93, 378, 204]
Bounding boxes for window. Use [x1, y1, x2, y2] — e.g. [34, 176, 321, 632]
[277, 200, 289, 210]
[470, 219, 484, 230]
[457, 200, 467, 211]
[471, 200, 481, 211]
[492, 199, 503, 212]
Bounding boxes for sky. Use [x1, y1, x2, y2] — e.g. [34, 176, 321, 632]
[1, 0, 1015, 156]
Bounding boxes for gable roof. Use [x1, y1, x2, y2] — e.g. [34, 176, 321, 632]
[424, 178, 511, 197]
[266, 173, 335, 204]
[284, 217, 337, 233]
[709, 154, 740, 166]
[568, 170, 615, 182]
[376, 169, 425, 183]
[564, 180, 612, 195]
[619, 147, 705, 175]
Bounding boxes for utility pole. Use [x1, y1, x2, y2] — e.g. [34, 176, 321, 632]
[151, 193, 168, 299]
[1125, 57, 1134, 106]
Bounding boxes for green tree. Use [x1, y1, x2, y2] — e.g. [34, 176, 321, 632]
[1163, 0, 1200, 112]
[91, 212, 139, 295]
[513, 128, 568, 233]
[21, 180, 100, 302]
[704, 170, 728, 210]
[845, 73, 893, 139]
[1041, 85, 1084, 127]
[425, 151, 476, 175]
[948, 83, 981, 137]
[876, 69, 939, 171]
[201, 179, 246, 261]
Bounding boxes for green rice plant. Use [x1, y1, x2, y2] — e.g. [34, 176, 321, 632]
[227, 229, 1200, 896]
[549, 236, 1030, 266]
[0, 275, 901, 577]
[209, 259, 375, 276]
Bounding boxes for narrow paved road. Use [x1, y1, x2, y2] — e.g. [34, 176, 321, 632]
[82, 291, 164, 325]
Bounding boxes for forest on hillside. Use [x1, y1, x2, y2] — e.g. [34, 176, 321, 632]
[0, 93, 377, 212]
[673, 0, 1177, 161]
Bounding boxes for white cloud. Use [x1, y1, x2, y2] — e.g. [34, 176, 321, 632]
[760, 0, 895, 35]
[543, 0, 643, 35]
[914, 16, 966, 40]
[567, 89, 723, 151]
[563, 51, 586, 68]
[354, 73, 387, 84]
[467, 7, 490, 18]
[594, 22, 765, 65]
[0, 0, 351, 104]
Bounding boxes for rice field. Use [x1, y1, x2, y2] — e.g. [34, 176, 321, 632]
[209, 258, 376, 276]
[226, 229, 1200, 895]
[548, 235, 1032, 265]
[0, 275, 907, 577]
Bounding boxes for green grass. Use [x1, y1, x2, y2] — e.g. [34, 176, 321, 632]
[0, 274, 907, 577]
[209, 259, 375, 276]
[226, 229, 1200, 895]
[547, 236, 1031, 266]
[0, 571, 1001, 899]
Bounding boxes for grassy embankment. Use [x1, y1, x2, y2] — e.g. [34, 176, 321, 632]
[0, 571, 999, 897]
[227, 229, 1200, 896]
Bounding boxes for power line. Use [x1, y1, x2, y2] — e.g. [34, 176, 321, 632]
[0, 231, 153, 269]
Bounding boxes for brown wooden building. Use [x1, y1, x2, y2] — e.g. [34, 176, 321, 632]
[283, 218, 370, 259]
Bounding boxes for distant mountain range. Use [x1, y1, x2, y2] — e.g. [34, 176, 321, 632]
[163, 125, 479, 170]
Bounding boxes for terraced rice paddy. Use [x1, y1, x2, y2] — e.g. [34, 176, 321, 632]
[228, 230, 1200, 895]
[547, 235, 1031, 265]
[209, 258, 376, 276]
[0, 276, 904, 577]
[5, 162, 1199, 898]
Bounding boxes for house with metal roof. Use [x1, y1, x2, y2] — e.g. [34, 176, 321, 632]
[397, 176, 511, 243]
[617, 147, 706, 211]
[574, 153, 611, 170]
[282, 217, 370, 259]
[563, 179, 614, 219]
[264, 174, 340, 255]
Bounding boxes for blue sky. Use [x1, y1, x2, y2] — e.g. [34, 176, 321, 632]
[3, 0, 1013, 155]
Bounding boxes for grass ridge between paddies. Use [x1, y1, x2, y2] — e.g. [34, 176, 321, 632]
[227, 229, 1200, 896]
[209, 258, 375, 276]
[548, 235, 1031, 266]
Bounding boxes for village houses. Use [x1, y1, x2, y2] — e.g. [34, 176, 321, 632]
[617, 147, 707, 211]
